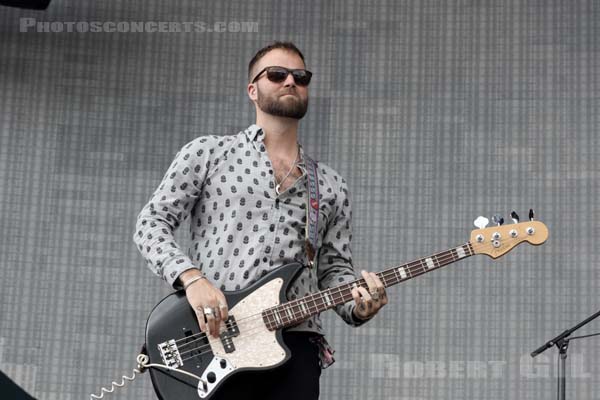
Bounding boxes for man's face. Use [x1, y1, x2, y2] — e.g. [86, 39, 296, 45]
[249, 49, 309, 120]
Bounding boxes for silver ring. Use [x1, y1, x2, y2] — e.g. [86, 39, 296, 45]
[371, 291, 380, 301]
[203, 307, 214, 317]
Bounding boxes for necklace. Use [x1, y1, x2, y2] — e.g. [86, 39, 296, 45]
[275, 148, 300, 195]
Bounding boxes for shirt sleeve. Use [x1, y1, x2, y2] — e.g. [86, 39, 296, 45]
[133, 136, 216, 288]
[316, 177, 371, 327]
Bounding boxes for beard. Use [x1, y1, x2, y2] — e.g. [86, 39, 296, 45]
[256, 86, 308, 120]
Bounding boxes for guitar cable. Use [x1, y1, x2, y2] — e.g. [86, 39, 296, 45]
[89, 345, 205, 399]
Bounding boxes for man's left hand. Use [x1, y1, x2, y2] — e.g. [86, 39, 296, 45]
[351, 270, 388, 321]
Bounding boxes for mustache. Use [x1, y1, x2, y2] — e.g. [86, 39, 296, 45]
[278, 88, 298, 96]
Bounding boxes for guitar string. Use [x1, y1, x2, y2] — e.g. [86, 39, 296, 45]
[172, 243, 477, 358]
[174, 234, 535, 358]
[172, 242, 478, 353]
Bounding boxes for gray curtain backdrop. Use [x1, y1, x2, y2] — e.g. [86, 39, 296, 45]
[1, 1, 598, 399]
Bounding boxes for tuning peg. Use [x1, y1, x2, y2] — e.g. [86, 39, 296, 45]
[491, 214, 504, 226]
[474, 216, 489, 229]
[529, 209, 535, 221]
[510, 211, 520, 224]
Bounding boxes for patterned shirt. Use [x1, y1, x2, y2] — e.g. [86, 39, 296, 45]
[133, 124, 366, 335]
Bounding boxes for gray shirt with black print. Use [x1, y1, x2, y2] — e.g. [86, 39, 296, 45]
[133, 124, 366, 335]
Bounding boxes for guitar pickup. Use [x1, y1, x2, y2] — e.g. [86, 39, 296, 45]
[158, 339, 183, 368]
[219, 316, 239, 354]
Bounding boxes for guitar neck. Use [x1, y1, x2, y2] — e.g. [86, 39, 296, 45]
[264, 242, 474, 330]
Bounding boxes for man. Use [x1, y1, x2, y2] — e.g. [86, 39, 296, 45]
[133, 41, 388, 399]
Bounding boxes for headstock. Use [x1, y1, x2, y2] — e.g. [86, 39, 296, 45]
[470, 210, 549, 258]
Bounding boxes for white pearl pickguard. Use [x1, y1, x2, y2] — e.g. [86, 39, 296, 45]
[197, 278, 286, 398]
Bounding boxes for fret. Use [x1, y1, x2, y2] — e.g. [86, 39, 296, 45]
[398, 266, 407, 280]
[299, 301, 308, 316]
[335, 282, 346, 304]
[425, 257, 434, 269]
[449, 249, 457, 261]
[322, 291, 333, 307]
[431, 253, 440, 268]
[313, 296, 321, 313]
[416, 259, 426, 273]
[284, 306, 293, 321]
[265, 310, 275, 329]
[451, 249, 458, 261]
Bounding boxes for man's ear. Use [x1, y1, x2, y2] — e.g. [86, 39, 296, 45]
[247, 83, 258, 101]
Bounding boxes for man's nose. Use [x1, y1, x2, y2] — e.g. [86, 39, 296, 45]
[282, 72, 296, 87]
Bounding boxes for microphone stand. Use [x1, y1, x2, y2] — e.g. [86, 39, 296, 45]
[530, 309, 600, 400]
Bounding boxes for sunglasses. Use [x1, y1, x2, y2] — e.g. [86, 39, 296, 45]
[251, 66, 313, 86]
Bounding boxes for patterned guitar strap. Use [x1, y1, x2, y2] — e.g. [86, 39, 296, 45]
[303, 155, 336, 368]
[303, 155, 319, 269]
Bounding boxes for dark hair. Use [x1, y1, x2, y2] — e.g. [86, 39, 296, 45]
[248, 41, 305, 81]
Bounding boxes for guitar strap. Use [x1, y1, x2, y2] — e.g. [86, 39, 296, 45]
[304, 155, 319, 268]
[304, 156, 337, 369]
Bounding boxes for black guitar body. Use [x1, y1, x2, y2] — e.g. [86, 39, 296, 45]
[145, 262, 305, 400]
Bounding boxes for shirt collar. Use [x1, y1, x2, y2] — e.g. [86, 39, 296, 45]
[244, 124, 306, 167]
[244, 124, 265, 142]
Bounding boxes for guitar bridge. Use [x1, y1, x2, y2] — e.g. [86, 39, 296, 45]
[157, 339, 183, 368]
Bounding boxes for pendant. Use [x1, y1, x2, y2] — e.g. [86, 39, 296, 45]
[275, 184, 281, 196]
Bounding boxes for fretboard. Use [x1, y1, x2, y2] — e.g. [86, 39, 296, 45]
[263, 243, 474, 330]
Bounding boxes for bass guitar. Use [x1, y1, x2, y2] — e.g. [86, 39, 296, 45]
[144, 213, 548, 399]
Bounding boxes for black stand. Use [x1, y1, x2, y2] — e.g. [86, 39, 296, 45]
[531, 309, 600, 400]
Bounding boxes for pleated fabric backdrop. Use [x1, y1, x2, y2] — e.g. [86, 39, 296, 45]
[0, 1, 598, 399]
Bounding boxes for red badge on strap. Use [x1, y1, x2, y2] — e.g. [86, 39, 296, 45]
[310, 198, 319, 209]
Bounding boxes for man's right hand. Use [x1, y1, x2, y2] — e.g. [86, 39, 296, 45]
[180, 270, 229, 338]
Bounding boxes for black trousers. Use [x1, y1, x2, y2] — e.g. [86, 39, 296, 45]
[211, 331, 322, 400]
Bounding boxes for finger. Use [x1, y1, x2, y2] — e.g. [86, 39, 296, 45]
[355, 287, 374, 317]
[351, 286, 367, 314]
[351, 287, 359, 303]
[379, 286, 389, 305]
[213, 305, 222, 323]
[352, 287, 368, 316]
[361, 270, 376, 292]
[362, 272, 380, 303]
[357, 286, 373, 308]
[218, 295, 229, 321]
[208, 304, 222, 338]
[205, 311, 217, 338]
[371, 272, 385, 291]
[195, 305, 208, 334]
[370, 273, 387, 304]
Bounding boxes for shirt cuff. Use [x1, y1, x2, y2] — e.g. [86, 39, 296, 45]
[348, 303, 373, 326]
